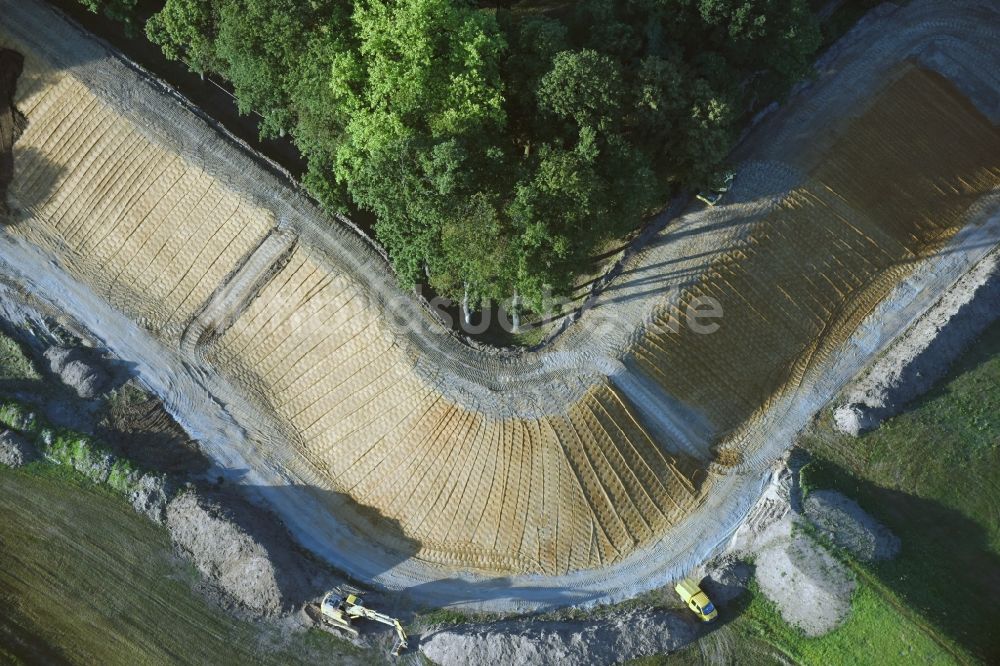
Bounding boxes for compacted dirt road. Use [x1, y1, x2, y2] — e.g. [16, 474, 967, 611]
[0, 0, 997, 611]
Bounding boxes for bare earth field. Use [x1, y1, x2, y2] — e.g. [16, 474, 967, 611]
[0, 0, 997, 611]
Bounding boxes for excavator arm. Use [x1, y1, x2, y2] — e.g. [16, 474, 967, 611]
[346, 604, 408, 655]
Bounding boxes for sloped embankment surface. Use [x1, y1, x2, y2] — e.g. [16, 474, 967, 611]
[1, 23, 708, 574]
[0, 0, 998, 600]
[631, 66, 1000, 467]
[206, 246, 705, 572]
[4, 46, 272, 342]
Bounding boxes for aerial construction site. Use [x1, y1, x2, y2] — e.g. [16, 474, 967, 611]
[0, 0, 998, 663]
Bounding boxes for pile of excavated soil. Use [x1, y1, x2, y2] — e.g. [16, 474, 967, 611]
[123, 471, 170, 524]
[755, 534, 855, 637]
[44, 346, 110, 399]
[835, 250, 1000, 436]
[0, 428, 36, 466]
[701, 557, 752, 607]
[420, 609, 699, 666]
[166, 490, 285, 617]
[805, 490, 899, 562]
[165, 489, 336, 619]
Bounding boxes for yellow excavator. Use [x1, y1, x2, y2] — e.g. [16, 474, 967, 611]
[316, 587, 409, 656]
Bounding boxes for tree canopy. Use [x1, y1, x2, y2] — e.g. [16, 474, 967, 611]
[125, 0, 821, 309]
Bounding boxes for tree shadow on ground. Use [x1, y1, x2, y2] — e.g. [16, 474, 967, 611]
[805, 458, 1000, 662]
[97, 382, 212, 476]
[230, 481, 427, 656]
[236, 481, 423, 603]
[3, 146, 66, 217]
[1, 48, 67, 220]
[0, 48, 25, 217]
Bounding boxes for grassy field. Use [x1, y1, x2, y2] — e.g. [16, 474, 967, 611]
[798, 319, 1000, 663]
[731, 577, 966, 664]
[0, 463, 369, 665]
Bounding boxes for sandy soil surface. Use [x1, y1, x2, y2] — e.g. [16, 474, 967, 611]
[755, 535, 855, 637]
[0, 0, 997, 611]
[727, 463, 854, 638]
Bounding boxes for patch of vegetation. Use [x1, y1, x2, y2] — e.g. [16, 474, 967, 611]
[414, 605, 518, 629]
[472, 318, 552, 349]
[17, 458, 120, 498]
[76, 0, 144, 30]
[0, 399, 158, 498]
[79, 0, 821, 314]
[0, 331, 39, 380]
[416, 608, 477, 627]
[797, 459, 832, 500]
[104, 381, 149, 413]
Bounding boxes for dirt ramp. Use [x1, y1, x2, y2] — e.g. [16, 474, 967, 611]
[44, 345, 111, 399]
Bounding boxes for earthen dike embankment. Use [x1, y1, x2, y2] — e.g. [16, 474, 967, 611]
[0, 0, 997, 610]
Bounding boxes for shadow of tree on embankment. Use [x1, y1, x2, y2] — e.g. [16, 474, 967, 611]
[804, 458, 1000, 662]
[1, 40, 80, 223]
[0, 47, 26, 218]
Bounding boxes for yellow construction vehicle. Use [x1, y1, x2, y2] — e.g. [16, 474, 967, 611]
[317, 587, 409, 656]
[674, 577, 718, 622]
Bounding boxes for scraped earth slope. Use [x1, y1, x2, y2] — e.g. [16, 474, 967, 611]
[1, 0, 998, 586]
[634, 66, 1000, 467]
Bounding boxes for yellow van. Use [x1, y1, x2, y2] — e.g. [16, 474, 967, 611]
[674, 577, 719, 622]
